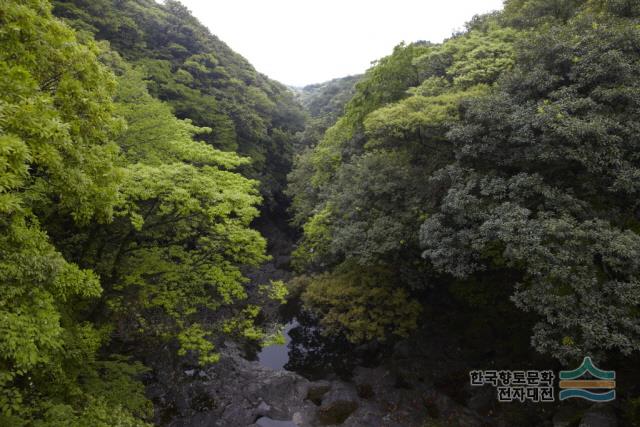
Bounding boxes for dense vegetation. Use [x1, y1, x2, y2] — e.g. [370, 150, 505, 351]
[0, 0, 300, 424]
[3, 0, 640, 425]
[289, 0, 640, 367]
[296, 76, 361, 121]
[293, 75, 361, 148]
[52, 0, 305, 210]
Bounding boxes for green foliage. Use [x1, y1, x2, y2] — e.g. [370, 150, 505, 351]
[363, 85, 489, 149]
[289, 0, 640, 366]
[0, 0, 122, 224]
[259, 280, 289, 304]
[222, 305, 264, 342]
[61, 61, 269, 364]
[52, 0, 306, 208]
[421, 5, 640, 361]
[502, 0, 585, 27]
[302, 265, 421, 343]
[288, 24, 516, 335]
[348, 42, 429, 122]
[292, 205, 335, 270]
[296, 75, 362, 120]
[177, 325, 219, 365]
[2, 0, 281, 423]
[0, 1, 151, 423]
[430, 26, 518, 88]
[294, 75, 361, 150]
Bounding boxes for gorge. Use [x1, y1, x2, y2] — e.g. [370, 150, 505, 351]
[1, 1, 640, 426]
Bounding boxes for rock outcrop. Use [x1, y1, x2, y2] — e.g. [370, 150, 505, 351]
[150, 342, 487, 427]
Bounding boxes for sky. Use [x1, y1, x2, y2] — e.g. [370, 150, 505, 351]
[176, 0, 505, 87]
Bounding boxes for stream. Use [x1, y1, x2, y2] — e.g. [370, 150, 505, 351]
[257, 320, 299, 370]
[243, 214, 369, 380]
[251, 300, 384, 381]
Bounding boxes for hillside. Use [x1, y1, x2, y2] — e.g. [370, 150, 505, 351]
[0, 1, 299, 424]
[288, 1, 640, 424]
[296, 75, 361, 120]
[2, 0, 640, 426]
[53, 0, 305, 209]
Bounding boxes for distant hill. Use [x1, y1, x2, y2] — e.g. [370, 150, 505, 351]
[297, 75, 362, 119]
[292, 75, 362, 149]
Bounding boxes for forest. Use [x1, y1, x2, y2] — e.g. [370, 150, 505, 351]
[1, 0, 640, 426]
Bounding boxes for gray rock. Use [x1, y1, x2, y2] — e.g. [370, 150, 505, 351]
[154, 344, 487, 427]
[355, 383, 373, 399]
[307, 380, 331, 405]
[422, 389, 484, 427]
[352, 367, 395, 391]
[292, 412, 304, 424]
[254, 401, 272, 417]
[317, 383, 359, 425]
[393, 340, 412, 359]
[467, 386, 494, 413]
[579, 406, 617, 427]
[256, 416, 299, 427]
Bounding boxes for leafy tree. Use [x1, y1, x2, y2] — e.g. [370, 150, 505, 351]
[287, 23, 518, 336]
[294, 75, 361, 150]
[49, 59, 274, 365]
[0, 1, 148, 424]
[302, 265, 421, 343]
[52, 0, 306, 209]
[288, 0, 640, 368]
[422, 4, 640, 361]
[1, 1, 287, 424]
[296, 75, 362, 120]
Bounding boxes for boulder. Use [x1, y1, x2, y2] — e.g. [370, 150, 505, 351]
[254, 401, 272, 417]
[317, 383, 359, 425]
[466, 386, 494, 413]
[355, 383, 374, 399]
[307, 380, 331, 405]
[422, 389, 484, 427]
[255, 416, 299, 427]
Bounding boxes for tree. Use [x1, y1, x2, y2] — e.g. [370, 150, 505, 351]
[0, 1, 148, 424]
[422, 5, 640, 361]
[52, 0, 306, 209]
[288, 0, 640, 366]
[288, 28, 517, 338]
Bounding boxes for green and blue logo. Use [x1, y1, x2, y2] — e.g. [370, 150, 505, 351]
[558, 357, 615, 402]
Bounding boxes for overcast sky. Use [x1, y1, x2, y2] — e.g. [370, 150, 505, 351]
[176, 0, 505, 87]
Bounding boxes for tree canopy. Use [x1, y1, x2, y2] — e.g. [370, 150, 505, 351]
[288, 0, 640, 363]
[53, 0, 306, 209]
[1, 0, 295, 424]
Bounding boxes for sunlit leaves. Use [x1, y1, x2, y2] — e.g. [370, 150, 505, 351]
[302, 266, 421, 343]
[1, 0, 273, 423]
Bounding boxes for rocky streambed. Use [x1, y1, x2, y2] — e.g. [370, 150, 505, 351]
[149, 333, 620, 427]
[146, 217, 619, 427]
[145, 214, 486, 426]
[150, 339, 487, 427]
[147, 299, 621, 427]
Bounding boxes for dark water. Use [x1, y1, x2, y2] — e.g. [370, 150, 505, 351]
[257, 320, 298, 370]
[254, 302, 384, 381]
